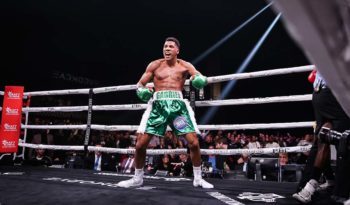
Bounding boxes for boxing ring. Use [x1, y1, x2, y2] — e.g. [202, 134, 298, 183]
[0, 65, 335, 205]
[3, 65, 314, 156]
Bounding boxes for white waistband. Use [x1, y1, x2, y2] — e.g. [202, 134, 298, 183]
[153, 90, 183, 100]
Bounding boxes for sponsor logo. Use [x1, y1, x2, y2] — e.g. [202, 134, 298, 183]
[136, 186, 156, 190]
[131, 104, 142, 109]
[299, 146, 311, 152]
[207, 192, 244, 205]
[149, 149, 184, 155]
[2, 140, 16, 148]
[173, 116, 188, 131]
[42, 177, 119, 188]
[95, 172, 191, 181]
[5, 107, 19, 115]
[125, 149, 135, 154]
[0, 172, 24, 176]
[241, 149, 264, 155]
[4, 123, 17, 132]
[7, 91, 20, 99]
[43, 176, 189, 190]
[156, 91, 181, 99]
[237, 192, 284, 203]
[52, 70, 100, 86]
[272, 148, 287, 153]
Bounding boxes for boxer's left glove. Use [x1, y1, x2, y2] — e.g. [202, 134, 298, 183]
[191, 74, 208, 89]
[136, 85, 153, 102]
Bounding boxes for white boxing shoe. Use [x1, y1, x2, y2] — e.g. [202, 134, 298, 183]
[193, 178, 214, 189]
[292, 179, 318, 204]
[117, 177, 143, 188]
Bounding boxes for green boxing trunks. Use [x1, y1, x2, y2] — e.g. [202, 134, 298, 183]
[137, 90, 200, 137]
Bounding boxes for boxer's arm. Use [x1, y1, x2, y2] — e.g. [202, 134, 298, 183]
[182, 60, 200, 78]
[183, 60, 208, 89]
[136, 61, 157, 102]
[137, 61, 157, 87]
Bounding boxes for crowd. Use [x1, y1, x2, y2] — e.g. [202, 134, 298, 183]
[6, 116, 314, 182]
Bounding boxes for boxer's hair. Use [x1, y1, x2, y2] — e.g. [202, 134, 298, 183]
[165, 37, 180, 49]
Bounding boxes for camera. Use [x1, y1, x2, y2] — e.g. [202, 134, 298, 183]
[318, 127, 350, 158]
[318, 127, 344, 145]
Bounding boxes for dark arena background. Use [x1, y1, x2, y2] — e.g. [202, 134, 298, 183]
[0, 0, 313, 128]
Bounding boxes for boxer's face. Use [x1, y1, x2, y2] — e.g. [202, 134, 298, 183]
[163, 41, 179, 60]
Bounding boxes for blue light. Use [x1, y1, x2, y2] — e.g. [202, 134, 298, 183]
[200, 13, 282, 124]
[191, 2, 274, 65]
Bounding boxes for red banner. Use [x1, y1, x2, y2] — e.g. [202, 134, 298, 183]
[0, 86, 24, 153]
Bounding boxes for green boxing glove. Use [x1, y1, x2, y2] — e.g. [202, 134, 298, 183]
[191, 74, 208, 89]
[136, 87, 153, 102]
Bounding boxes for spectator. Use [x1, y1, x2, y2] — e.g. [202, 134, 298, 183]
[296, 134, 313, 164]
[84, 144, 116, 172]
[26, 148, 52, 167]
[155, 138, 167, 149]
[265, 135, 280, 148]
[245, 135, 261, 149]
[279, 152, 297, 182]
[148, 135, 160, 148]
[279, 152, 289, 166]
[155, 154, 175, 176]
[172, 153, 193, 177]
[65, 151, 84, 169]
[119, 153, 135, 174]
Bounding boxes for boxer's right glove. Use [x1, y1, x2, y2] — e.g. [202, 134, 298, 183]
[136, 86, 153, 102]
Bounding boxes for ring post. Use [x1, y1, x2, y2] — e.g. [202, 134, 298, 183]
[189, 81, 196, 111]
[19, 95, 31, 160]
[84, 89, 93, 157]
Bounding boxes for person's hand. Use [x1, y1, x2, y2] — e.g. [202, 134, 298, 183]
[171, 162, 182, 167]
[237, 157, 244, 164]
[147, 165, 153, 171]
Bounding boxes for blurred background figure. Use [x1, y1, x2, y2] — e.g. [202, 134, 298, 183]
[85, 144, 116, 172]
[118, 151, 135, 174]
[25, 148, 52, 167]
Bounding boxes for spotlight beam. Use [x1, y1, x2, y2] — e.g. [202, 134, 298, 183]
[200, 13, 282, 124]
[191, 2, 274, 65]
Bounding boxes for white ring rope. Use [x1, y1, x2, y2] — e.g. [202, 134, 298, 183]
[20, 104, 148, 113]
[195, 94, 312, 107]
[21, 121, 314, 131]
[22, 124, 88, 130]
[197, 122, 313, 130]
[1, 65, 315, 158]
[206, 65, 313, 84]
[18, 142, 311, 155]
[12, 94, 312, 113]
[13, 65, 313, 97]
[19, 143, 84, 151]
